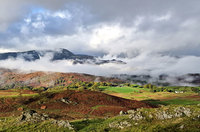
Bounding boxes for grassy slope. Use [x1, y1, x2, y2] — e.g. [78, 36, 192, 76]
[0, 117, 71, 132]
[1, 105, 199, 132]
[0, 87, 200, 131]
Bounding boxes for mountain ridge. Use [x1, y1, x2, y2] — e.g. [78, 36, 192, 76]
[0, 48, 125, 65]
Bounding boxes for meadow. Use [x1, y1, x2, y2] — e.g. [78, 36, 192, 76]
[99, 85, 200, 106]
[0, 84, 199, 131]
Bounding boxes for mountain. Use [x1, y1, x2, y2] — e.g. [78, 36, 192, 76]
[0, 48, 125, 65]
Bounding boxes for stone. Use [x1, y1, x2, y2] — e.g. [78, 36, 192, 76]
[155, 111, 173, 120]
[180, 125, 184, 129]
[127, 110, 136, 114]
[52, 120, 74, 130]
[109, 121, 131, 129]
[60, 98, 78, 105]
[129, 111, 145, 120]
[174, 107, 191, 117]
[19, 110, 49, 122]
[119, 110, 127, 115]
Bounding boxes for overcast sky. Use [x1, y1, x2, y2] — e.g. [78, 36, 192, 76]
[0, 0, 200, 75]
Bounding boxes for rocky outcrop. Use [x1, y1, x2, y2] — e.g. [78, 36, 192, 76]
[127, 106, 198, 121]
[19, 110, 74, 130]
[60, 98, 78, 105]
[119, 110, 127, 115]
[19, 110, 49, 122]
[52, 120, 74, 130]
[129, 111, 146, 120]
[109, 121, 131, 129]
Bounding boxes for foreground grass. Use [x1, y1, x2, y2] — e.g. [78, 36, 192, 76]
[0, 118, 72, 132]
[1, 104, 199, 132]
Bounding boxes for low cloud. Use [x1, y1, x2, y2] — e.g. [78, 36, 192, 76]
[0, 0, 200, 77]
[1, 53, 200, 77]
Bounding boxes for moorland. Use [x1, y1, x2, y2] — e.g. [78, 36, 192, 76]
[0, 69, 199, 132]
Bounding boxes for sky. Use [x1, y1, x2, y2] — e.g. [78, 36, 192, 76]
[0, 0, 200, 76]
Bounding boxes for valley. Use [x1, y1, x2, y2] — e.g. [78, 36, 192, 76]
[0, 69, 199, 131]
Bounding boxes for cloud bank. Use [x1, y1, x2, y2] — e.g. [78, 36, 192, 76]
[0, 0, 200, 76]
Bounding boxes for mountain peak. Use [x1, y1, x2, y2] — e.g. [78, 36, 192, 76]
[0, 48, 125, 65]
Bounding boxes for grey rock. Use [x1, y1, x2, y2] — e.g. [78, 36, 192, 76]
[156, 111, 173, 120]
[52, 120, 74, 130]
[174, 107, 191, 117]
[109, 121, 131, 129]
[129, 111, 145, 120]
[119, 110, 127, 115]
[180, 125, 184, 129]
[19, 110, 49, 122]
[127, 106, 194, 121]
[60, 98, 78, 105]
[127, 110, 136, 114]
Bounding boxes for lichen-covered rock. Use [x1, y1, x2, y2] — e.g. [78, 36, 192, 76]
[19, 110, 49, 122]
[127, 110, 136, 114]
[109, 121, 131, 129]
[119, 110, 127, 115]
[127, 106, 198, 121]
[154, 107, 192, 120]
[155, 111, 173, 120]
[52, 120, 74, 130]
[129, 111, 145, 120]
[60, 98, 78, 105]
[174, 107, 191, 117]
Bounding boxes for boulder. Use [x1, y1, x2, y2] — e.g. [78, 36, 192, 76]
[52, 120, 74, 130]
[119, 110, 127, 115]
[19, 110, 49, 122]
[109, 121, 131, 129]
[174, 107, 191, 117]
[129, 111, 145, 120]
[60, 98, 78, 105]
[127, 110, 136, 114]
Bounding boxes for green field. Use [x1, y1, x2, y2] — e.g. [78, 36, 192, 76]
[99, 86, 149, 93]
[0, 91, 39, 98]
[99, 86, 200, 106]
[0, 85, 200, 131]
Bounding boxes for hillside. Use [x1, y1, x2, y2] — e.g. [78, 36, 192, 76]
[0, 90, 154, 119]
[0, 68, 122, 90]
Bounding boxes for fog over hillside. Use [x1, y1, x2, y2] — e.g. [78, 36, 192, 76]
[0, 0, 200, 77]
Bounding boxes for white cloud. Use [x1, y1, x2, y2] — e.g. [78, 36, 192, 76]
[153, 12, 172, 21]
[89, 24, 124, 49]
[1, 52, 200, 77]
[0, 48, 17, 53]
[52, 11, 72, 19]
[0, 0, 200, 76]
